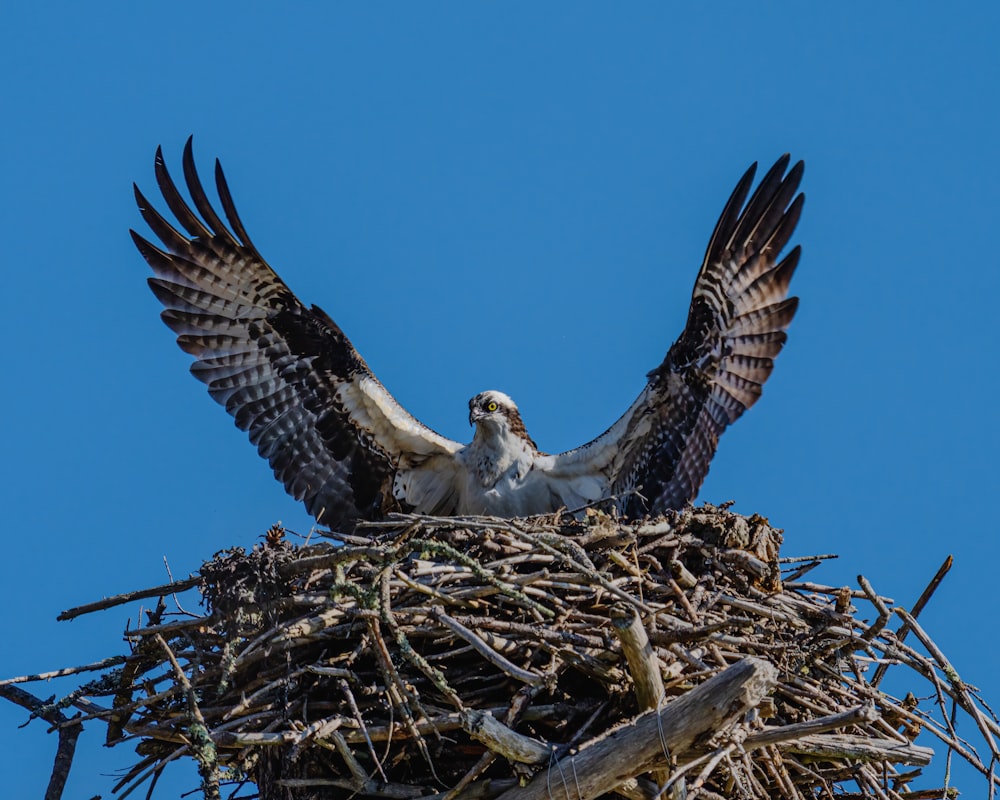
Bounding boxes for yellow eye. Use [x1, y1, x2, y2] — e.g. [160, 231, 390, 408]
[486, 401, 498, 412]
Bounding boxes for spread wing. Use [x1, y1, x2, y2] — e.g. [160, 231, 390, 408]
[131, 138, 462, 530]
[554, 155, 803, 516]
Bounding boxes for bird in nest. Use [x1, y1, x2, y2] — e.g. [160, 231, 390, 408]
[133, 139, 803, 531]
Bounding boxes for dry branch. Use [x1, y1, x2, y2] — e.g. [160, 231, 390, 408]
[56, 576, 200, 621]
[461, 710, 552, 765]
[495, 657, 776, 800]
[610, 603, 665, 712]
[0, 684, 83, 800]
[785, 734, 934, 765]
[742, 703, 878, 748]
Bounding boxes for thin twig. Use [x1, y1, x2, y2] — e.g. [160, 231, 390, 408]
[0, 656, 128, 686]
[871, 555, 952, 688]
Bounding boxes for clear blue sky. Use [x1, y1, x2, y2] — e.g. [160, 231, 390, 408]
[2, 3, 998, 797]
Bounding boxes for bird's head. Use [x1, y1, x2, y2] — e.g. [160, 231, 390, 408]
[468, 390, 538, 449]
[469, 390, 517, 427]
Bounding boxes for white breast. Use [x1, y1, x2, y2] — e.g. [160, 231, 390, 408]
[452, 444, 610, 517]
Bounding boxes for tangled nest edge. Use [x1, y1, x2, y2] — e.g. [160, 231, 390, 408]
[48, 506, 1000, 799]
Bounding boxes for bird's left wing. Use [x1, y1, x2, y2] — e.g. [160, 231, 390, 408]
[552, 156, 803, 517]
[131, 138, 462, 530]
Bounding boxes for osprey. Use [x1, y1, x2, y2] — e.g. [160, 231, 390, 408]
[133, 140, 803, 531]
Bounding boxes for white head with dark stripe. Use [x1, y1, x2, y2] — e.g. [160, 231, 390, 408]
[468, 391, 538, 450]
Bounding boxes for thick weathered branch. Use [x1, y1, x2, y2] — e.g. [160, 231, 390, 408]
[461, 710, 552, 764]
[743, 704, 879, 749]
[495, 657, 777, 800]
[784, 734, 934, 766]
[611, 602, 669, 787]
[611, 603, 665, 712]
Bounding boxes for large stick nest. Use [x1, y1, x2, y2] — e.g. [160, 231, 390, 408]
[37, 507, 1000, 798]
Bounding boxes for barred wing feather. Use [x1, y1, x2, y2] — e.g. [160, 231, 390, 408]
[555, 155, 803, 517]
[131, 138, 461, 530]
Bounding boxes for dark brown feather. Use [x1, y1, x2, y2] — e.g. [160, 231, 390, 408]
[616, 156, 804, 517]
[504, 406, 540, 452]
[133, 138, 398, 530]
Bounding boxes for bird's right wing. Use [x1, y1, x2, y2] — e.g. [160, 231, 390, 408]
[131, 139, 462, 530]
[553, 156, 803, 517]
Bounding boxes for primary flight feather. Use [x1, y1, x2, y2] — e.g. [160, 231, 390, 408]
[132, 139, 803, 531]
